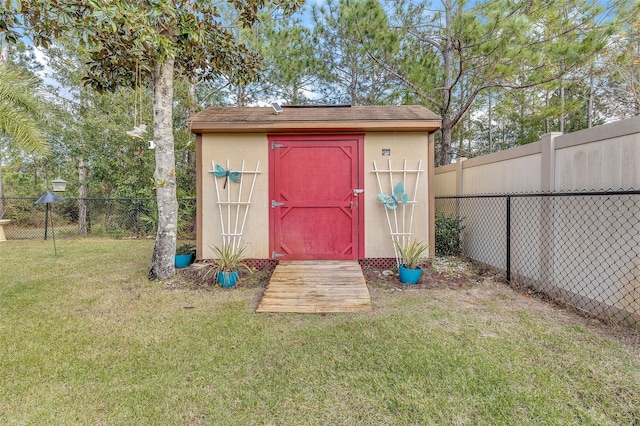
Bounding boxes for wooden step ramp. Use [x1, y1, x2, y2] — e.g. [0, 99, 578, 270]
[256, 260, 372, 313]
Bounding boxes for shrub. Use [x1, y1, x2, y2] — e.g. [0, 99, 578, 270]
[435, 212, 464, 256]
[5, 199, 42, 226]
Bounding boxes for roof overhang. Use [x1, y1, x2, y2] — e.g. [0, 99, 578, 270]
[189, 105, 441, 134]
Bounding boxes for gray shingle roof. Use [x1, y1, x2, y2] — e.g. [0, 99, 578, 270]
[189, 105, 441, 133]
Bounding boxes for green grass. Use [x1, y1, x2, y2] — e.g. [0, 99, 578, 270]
[1, 240, 639, 425]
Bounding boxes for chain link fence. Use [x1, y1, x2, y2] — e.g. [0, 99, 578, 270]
[436, 191, 640, 329]
[0, 197, 196, 240]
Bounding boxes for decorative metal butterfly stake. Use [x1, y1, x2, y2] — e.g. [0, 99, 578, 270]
[213, 164, 240, 189]
[378, 182, 408, 209]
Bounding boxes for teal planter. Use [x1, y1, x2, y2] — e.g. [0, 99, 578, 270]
[175, 253, 193, 269]
[217, 270, 239, 288]
[398, 264, 422, 284]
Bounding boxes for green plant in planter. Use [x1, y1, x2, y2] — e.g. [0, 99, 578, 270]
[175, 243, 195, 269]
[176, 244, 195, 255]
[211, 244, 251, 287]
[395, 239, 430, 270]
[395, 239, 430, 284]
[211, 244, 249, 271]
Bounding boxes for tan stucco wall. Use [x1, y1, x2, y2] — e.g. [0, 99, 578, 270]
[435, 116, 640, 196]
[462, 148, 542, 194]
[434, 163, 457, 196]
[364, 132, 431, 258]
[199, 131, 432, 260]
[555, 133, 640, 191]
[200, 133, 270, 259]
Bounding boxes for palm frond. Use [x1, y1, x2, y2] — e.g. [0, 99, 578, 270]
[0, 63, 49, 154]
[0, 106, 48, 154]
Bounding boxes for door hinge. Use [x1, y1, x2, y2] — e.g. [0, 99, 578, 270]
[272, 251, 285, 258]
[271, 200, 285, 208]
[271, 142, 284, 149]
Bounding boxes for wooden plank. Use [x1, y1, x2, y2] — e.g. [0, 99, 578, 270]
[262, 282, 366, 291]
[257, 305, 318, 313]
[260, 292, 371, 298]
[256, 302, 371, 314]
[272, 272, 364, 278]
[269, 272, 364, 278]
[256, 260, 371, 313]
[260, 298, 370, 305]
[262, 290, 368, 296]
[259, 298, 370, 306]
[267, 279, 364, 284]
[260, 293, 371, 300]
[270, 269, 363, 274]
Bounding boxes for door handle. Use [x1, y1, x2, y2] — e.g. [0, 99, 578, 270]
[353, 189, 364, 196]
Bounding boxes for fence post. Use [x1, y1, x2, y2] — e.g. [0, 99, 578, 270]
[456, 157, 466, 196]
[506, 195, 511, 283]
[136, 199, 141, 239]
[540, 132, 561, 192]
[44, 203, 49, 240]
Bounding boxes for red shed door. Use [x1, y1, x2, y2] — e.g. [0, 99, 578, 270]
[269, 135, 363, 260]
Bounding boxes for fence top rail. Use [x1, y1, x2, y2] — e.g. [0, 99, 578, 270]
[436, 189, 640, 200]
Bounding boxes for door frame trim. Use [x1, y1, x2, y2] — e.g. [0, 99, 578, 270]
[268, 134, 365, 260]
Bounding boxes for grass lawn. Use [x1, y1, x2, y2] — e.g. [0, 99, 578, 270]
[1, 240, 639, 425]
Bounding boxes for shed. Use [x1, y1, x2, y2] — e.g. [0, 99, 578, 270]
[189, 105, 441, 266]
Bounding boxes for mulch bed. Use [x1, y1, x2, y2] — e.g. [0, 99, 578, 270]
[361, 258, 500, 290]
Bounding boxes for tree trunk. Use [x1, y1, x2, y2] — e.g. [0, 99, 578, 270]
[149, 57, 178, 280]
[519, 101, 524, 143]
[350, 65, 357, 105]
[439, 120, 453, 165]
[587, 68, 594, 128]
[236, 85, 246, 107]
[545, 89, 550, 133]
[438, 0, 455, 166]
[458, 84, 465, 156]
[77, 157, 88, 234]
[488, 90, 493, 152]
[559, 83, 565, 133]
[458, 119, 464, 156]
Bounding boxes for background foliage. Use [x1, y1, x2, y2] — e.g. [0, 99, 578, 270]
[0, 0, 638, 200]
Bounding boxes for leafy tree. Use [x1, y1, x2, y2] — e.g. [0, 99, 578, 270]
[386, 0, 619, 165]
[488, 89, 547, 148]
[311, 0, 402, 105]
[199, 5, 318, 106]
[602, 15, 640, 117]
[33, 43, 157, 235]
[258, 10, 318, 105]
[13, 0, 300, 279]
